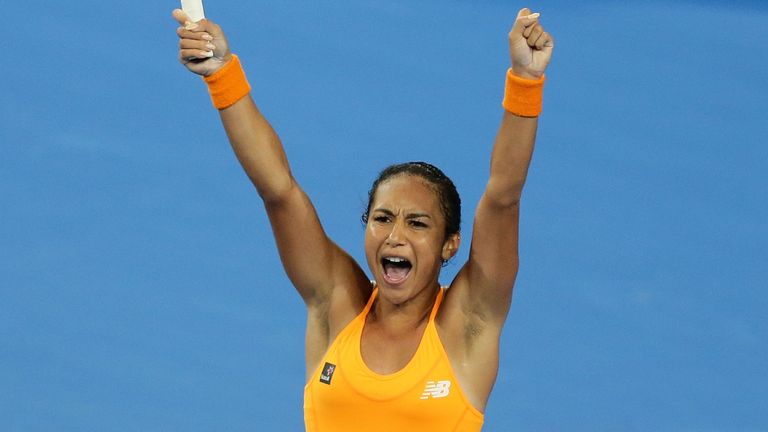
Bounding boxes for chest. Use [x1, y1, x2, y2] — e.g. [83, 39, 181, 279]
[304, 317, 483, 431]
[359, 320, 428, 375]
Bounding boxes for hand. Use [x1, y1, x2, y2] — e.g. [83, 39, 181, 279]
[172, 9, 232, 76]
[508, 8, 554, 80]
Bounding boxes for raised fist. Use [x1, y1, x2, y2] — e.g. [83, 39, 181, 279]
[508, 8, 554, 79]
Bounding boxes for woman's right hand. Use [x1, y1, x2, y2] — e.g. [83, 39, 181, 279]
[172, 9, 232, 76]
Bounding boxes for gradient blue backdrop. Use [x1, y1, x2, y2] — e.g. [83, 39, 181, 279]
[3, 0, 767, 430]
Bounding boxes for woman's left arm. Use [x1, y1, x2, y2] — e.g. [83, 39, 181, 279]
[459, 8, 554, 322]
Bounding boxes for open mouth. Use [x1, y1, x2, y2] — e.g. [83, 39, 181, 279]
[381, 256, 412, 285]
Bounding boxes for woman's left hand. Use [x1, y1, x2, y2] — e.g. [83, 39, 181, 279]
[508, 8, 554, 79]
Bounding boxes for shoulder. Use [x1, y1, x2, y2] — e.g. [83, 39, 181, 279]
[306, 277, 373, 343]
[304, 277, 373, 377]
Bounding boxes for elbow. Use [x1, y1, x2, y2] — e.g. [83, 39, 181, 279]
[255, 173, 296, 207]
[484, 179, 525, 208]
[490, 192, 523, 209]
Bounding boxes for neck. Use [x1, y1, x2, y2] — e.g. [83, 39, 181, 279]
[370, 283, 440, 330]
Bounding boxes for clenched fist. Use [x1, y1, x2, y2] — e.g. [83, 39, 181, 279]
[509, 8, 554, 79]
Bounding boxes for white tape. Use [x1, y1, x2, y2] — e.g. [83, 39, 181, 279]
[181, 0, 205, 22]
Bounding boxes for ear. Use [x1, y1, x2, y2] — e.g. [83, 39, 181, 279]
[441, 233, 461, 262]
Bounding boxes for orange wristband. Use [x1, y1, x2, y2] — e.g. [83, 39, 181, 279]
[502, 69, 545, 117]
[203, 54, 251, 109]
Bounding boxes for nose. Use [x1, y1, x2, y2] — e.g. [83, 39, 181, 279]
[386, 219, 406, 246]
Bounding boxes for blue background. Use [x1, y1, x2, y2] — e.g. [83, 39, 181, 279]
[3, 0, 767, 430]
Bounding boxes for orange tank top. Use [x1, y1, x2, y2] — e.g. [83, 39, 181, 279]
[304, 288, 484, 431]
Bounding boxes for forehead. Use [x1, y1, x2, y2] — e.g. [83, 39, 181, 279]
[372, 175, 441, 213]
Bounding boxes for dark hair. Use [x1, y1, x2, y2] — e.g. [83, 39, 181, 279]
[361, 162, 461, 237]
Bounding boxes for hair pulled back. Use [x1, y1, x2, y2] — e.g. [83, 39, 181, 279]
[362, 162, 461, 238]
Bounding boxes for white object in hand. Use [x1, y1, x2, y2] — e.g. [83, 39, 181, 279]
[181, 0, 205, 22]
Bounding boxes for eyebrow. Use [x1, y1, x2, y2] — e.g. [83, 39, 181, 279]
[373, 208, 432, 219]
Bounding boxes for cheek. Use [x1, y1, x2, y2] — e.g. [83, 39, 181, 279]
[363, 225, 379, 256]
[364, 226, 387, 274]
[413, 236, 444, 260]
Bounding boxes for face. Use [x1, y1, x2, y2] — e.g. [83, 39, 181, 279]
[364, 175, 460, 305]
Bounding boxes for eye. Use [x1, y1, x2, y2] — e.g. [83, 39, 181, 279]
[373, 215, 390, 223]
[409, 220, 428, 228]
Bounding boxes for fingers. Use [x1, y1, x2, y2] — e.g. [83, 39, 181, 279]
[526, 25, 543, 47]
[176, 26, 214, 42]
[517, 7, 533, 22]
[179, 38, 216, 61]
[179, 49, 214, 63]
[526, 26, 553, 50]
[171, 8, 231, 74]
[172, 9, 190, 26]
[172, 9, 221, 35]
[174, 9, 217, 62]
[509, 8, 539, 38]
[510, 8, 552, 50]
[525, 23, 553, 50]
[176, 25, 214, 61]
[538, 32, 554, 50]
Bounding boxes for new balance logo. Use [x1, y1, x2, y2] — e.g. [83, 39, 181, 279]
[420, 380, 451, 399]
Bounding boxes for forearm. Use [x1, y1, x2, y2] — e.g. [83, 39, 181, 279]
[451, 8, 554, 322]
[216, 74, 341, 302]
[173, 17, 296, 204]
[485, 112, 538, 207]
[172, 13, 350, 301]
[218, 96, 294, 204]
[482, 7, 553, 207]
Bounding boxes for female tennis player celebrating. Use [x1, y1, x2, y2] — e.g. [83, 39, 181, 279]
[173, 6, 553, 430]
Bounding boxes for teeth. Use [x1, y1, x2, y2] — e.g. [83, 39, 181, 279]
[385, 257, 406, 263]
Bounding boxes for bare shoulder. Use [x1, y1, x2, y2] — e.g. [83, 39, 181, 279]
[304, 253, 372, 378]
[328, 260, 374, 334]
[306, 242, 373, 327]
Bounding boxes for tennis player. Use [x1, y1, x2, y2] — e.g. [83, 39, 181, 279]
[173, 6, 553, 430]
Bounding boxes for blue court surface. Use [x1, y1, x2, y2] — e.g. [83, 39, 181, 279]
[2, 1, 767, 430]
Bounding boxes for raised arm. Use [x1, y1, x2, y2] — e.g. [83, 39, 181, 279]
[455, 8, 554, 321]
[172, 11, 368, 308]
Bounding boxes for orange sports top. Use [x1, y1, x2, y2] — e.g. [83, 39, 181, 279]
[303, 287, 484, 431]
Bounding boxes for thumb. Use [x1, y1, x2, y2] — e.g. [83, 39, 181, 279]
[172, 8, 191, 26]
[509, 8, 540, 38]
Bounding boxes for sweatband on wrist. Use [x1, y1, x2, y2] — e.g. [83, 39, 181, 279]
[203, 54, 251, 109]
[502, 69, 545, 117]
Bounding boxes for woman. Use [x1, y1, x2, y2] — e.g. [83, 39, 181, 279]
[173, 6, 553, 431]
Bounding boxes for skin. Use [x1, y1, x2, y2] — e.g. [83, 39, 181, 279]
[173, 7, 553, 412]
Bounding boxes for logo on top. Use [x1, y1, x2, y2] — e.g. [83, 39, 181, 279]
[319, 362, 336, 385]
[420, 380, 451, 399]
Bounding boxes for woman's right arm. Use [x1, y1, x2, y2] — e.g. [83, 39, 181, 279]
[172, 11, 370, 310]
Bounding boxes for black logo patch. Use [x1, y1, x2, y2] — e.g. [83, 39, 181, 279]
[319, 362, 336, 385]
